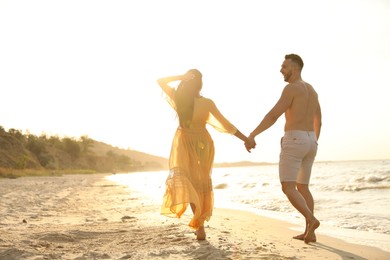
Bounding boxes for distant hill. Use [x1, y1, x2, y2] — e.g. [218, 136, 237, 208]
[0, 126, 168, 174]
[91, 141, 169, 171]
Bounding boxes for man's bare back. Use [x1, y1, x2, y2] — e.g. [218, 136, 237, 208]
[284, 81, 320, 133]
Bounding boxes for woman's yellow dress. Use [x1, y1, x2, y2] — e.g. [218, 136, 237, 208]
[160, 87, 237, 229]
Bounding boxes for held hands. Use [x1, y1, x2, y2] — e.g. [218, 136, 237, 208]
[244, 136, 256, 153]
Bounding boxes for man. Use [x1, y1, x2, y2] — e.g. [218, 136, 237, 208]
[247, 54, 322, 243]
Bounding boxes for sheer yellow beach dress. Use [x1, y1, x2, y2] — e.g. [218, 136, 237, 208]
[161, 88, 237, 230]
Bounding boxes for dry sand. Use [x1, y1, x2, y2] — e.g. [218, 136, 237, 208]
[0, 173, 389, 260]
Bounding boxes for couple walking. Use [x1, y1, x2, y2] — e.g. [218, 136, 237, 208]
[157, 54, 322, 244]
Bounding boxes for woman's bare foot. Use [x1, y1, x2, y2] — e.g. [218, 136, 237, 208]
[293, 233, 316, 242]
[304, 218, 320, 244]
[196, 226, 206, 240]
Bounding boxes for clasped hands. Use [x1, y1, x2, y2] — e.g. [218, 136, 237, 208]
[244, 136, 256, 153]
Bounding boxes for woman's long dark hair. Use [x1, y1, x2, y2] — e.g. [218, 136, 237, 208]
[174, 69, 202, 128]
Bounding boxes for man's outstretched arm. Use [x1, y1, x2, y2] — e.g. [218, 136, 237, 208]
[249, 86, 293, 140]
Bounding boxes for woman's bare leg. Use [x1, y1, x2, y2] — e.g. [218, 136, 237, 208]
[190, 203, 206, 240]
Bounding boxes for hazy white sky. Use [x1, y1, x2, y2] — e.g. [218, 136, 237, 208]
[1, 0, 389, 163]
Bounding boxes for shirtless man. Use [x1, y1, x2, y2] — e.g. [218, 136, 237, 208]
[247, 54, 322, 244]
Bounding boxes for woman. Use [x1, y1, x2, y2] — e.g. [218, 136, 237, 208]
[157, 69, 253, 240]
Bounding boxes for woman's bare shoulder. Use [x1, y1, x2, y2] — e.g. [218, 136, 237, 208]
[198, 96, 216, 107]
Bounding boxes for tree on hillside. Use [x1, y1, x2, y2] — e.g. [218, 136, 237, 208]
[106, 150, 133, 170]
[26, 134, 52, 167]
[62, 137, 81, 160]
[80, 135, 93, 155]
[8, 128, 25, 143]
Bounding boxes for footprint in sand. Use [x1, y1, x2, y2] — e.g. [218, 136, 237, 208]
[37, 233, 76, 243]
[121, 216, 136, 222]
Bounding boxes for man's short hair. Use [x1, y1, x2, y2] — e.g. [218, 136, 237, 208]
[285, 54, 304, 70]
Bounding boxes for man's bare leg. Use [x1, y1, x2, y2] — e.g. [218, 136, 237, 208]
[305, 217, 320, 244]
[293, 183, 316, 242]
[293, 224, 316, 242]
[281, 182, 319, 243]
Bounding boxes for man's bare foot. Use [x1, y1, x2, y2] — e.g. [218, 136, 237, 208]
[304, 218, 320, 244]
[196, 226, 206, 240]
[293, 233, 316, 242]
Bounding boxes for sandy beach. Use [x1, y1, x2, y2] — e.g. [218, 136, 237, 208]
[0, 173, 389, 260]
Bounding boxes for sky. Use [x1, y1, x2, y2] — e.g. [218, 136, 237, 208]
[0, 0, 389, 163]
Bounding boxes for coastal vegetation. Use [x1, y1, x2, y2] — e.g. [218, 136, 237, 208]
[0, 126, 168, 178]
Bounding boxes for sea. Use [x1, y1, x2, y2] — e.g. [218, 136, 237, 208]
[107, 159, 390, 252]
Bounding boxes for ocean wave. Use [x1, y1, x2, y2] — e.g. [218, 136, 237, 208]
[352, 174, 390, 183]
[342, 185, 390, 192]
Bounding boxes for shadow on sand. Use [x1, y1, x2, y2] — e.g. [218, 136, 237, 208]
[188, 240, 231, 259]
[313, 242, 368, 260]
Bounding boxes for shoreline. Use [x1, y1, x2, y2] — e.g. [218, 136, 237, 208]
[211, 208, 390, 259]
[218, 204, 390, 254]
[0, 173, 389, 259]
